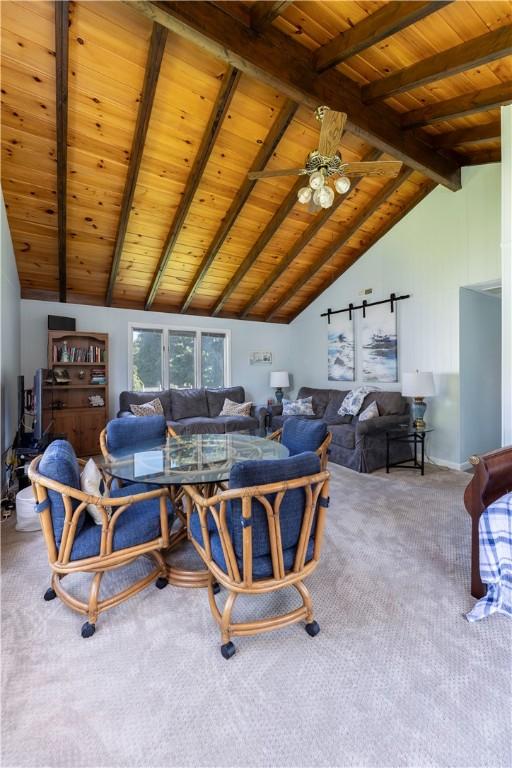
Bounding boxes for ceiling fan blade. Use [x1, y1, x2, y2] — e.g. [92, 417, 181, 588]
[342, 160, 403, 178]
[248, 167, 307, 180]
[318, 110, 347, 157]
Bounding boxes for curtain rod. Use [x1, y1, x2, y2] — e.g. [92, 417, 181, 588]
[321, 292, 410, 322]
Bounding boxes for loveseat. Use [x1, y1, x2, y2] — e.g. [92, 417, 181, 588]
[269, 386, 411, 473]
[118, 386, 266, 435]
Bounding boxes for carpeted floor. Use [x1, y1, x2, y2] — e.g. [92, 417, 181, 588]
[1, 464, 511, 768]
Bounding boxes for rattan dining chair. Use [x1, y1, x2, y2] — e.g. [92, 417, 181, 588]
[29, 440, 173, 638]
[99, 414, 170, 463]
[268, 418, 332, 470]
[185, 451, 330, 658]
[100, 414, 188, 543]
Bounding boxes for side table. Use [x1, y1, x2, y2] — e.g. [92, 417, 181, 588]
[386, 428, 433, 476]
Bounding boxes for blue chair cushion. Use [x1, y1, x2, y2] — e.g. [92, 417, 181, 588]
[70, 483, 173, 561]
[189, 451, 320, 578]
[189, 512, 314, 578]
[106, 415, 167, 453]
[228, 452, 321, 558]
[281, 418, 328, 457]
[38, 440, 83, 546]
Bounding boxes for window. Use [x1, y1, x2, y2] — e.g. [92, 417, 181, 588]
[168, 330, 196, 389]
[129, 324, 230, 391]
[201, 332, 225, 389]
[131, 327, 163, 392]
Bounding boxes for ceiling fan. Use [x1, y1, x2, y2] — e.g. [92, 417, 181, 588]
[248, 106, 402, 210]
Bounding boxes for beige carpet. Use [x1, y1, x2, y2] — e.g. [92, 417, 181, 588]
[1, 464, 511, 768]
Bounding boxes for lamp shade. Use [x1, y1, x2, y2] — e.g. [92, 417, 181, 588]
[270, 371, 289, 388]
[402, 371, 435, 397]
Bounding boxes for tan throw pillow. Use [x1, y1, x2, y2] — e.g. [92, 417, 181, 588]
[130, 397, 164, 417]
[358, 400, 379, 422]
[219, 398, 253, 417]
[80, 458, 110, 525]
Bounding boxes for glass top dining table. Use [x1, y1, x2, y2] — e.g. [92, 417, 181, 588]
[99, 432, 289, 486]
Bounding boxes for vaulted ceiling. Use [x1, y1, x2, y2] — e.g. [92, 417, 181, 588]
[2, 1, 510, 322]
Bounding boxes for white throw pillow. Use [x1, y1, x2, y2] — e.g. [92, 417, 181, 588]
[130, 397, 164, 417]
[338, 387, 374, 416]
[219, 398, 253, 416]
[282, 396, 315, 416]
[358, 400, 380, 422]
[80, 458, 109, 525]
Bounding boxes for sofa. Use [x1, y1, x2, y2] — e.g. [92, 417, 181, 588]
[269, 386, 412, 473]
[118, 386, 267, 436]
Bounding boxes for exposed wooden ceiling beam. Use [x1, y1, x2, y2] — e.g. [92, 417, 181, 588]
[126, 1, 461, 191]
[144, 65, 240, 310]
[250, 1, 292, 32]
[55, 0, 69, 303]
[105, 24, 167, 306]
[314, 2, 451, 73]
[265, 167, 413, 321]
[240, 149, 382, 318]
[459, 147, 502, 166]
[287, 179, 437, 322]
[210, 1, 251, 26]
[363, 26, 512, 104]
[179, 99, 298, 313]
[402, 81, 512, 129]
[211, 178, 304, 316]
[432, 120, 501, 149]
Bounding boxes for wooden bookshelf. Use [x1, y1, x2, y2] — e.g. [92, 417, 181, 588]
[47, 331, 109, 456]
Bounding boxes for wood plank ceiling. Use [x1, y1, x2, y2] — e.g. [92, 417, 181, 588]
[2, 1, 510, 323]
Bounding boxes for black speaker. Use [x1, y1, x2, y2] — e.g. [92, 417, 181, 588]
[48, 315, 76, 331]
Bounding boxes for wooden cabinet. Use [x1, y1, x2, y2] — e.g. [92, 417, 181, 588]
[52, 410, 104, 457]
[47, 331, 108, 456]
[52, 411, 78, 446]
[80, 410, 105, 456]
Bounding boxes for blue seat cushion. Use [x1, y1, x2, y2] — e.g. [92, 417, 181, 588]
[38, 440, 83, 546]
[189, 452, 320, 578]
[228, 452, 321, 558]
[70, 483, 173, 561]
[189, 512, 314, 577]
[281, 418, 328, 457]
[106, 415, 166, 453]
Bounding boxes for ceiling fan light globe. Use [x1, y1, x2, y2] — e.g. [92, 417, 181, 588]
[313, 186, 333, 209]
[320, 186, 334, 208]
[297, 186, 312, 204]
[309, 170, 325, 190]
[335, 176, 351, 194]
[312, 188, 323, 206]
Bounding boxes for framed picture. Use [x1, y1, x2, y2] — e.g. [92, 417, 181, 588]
[249, 351, 272, 365]
[361, 303, 398, 383]
[328, 315, 355, 381]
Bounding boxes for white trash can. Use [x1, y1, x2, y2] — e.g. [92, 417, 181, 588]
[15, 485, 41, 532]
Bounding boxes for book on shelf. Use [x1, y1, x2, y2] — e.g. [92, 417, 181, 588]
[90, 367, 107, 385]
[52, 344, 107, 363]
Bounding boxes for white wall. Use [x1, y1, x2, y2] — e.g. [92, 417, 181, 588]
[1, 190, 21, 474]
[20, 300, 293, 418]
[501, 105, 512, 445]
[290, 164, 501, 468]
[459, 287, 501, 461]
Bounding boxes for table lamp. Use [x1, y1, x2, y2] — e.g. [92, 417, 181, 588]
[402, 371, 435, 430]
[270, 371, 289, 404]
